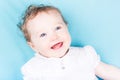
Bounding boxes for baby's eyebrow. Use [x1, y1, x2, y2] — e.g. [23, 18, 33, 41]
[36, 31, 43, 34]
[55, 22, 64, 25]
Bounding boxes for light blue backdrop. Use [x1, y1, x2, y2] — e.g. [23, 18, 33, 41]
[0, 0, 120, 80]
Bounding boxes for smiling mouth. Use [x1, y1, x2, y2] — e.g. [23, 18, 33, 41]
[51, 42, 63, 50]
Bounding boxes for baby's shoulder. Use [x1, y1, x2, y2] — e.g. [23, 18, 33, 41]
[70, 45, 95, 51]
[69, 46, 85, 56]
[69, 45, 96, 56]
[70, 45, 93, 52]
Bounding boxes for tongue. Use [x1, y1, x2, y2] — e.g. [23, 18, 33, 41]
[51, 42, 63, 50]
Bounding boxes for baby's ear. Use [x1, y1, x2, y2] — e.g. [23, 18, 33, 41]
[27, 42, 37, 52]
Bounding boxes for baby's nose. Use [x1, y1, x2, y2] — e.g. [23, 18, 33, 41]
[51, 33, 59, 41]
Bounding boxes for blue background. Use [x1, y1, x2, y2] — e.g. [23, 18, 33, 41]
[0, 0, 120, 80]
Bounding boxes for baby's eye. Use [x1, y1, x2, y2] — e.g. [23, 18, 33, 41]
[40, 33, 47, 37]
[55, 26, 62, 30]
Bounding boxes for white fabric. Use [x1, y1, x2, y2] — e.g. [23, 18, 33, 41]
[21, 45, 100, 80]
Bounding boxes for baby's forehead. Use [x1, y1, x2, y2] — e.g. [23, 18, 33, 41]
[28, 10, 63, 22]
[26, 10, 64, 33]
[28, 9, 62, 23]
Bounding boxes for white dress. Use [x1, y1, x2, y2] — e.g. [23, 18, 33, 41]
[21, 45, 100, 80]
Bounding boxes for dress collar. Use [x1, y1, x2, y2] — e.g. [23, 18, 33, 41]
[35, 47, 72, 60]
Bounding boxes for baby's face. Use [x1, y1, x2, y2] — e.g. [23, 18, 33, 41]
[26, 10, 71, 58]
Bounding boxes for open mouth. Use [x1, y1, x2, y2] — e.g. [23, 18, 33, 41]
[51, 42, 63, 50]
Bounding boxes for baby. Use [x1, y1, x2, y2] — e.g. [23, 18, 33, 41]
[19, 4, 120, 80]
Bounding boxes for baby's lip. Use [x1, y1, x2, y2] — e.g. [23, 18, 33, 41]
[51, 42, 63, 50]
